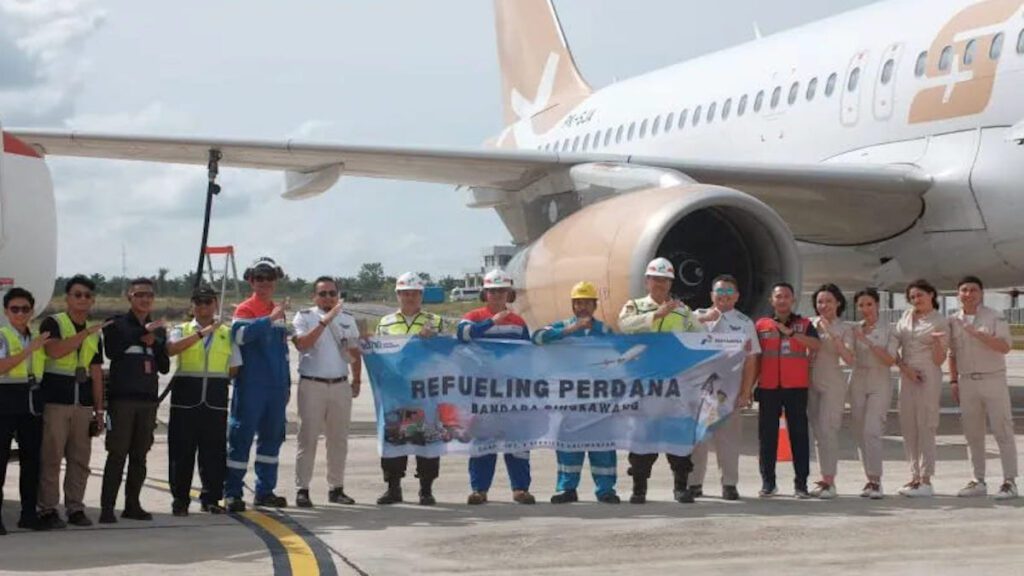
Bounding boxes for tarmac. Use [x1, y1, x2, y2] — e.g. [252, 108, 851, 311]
[2, 308, 1023, 575]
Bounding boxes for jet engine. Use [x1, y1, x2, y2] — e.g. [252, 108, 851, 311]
[507, 183, 801, 328]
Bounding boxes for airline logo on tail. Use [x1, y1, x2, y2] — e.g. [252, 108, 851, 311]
[909, 0, 1023, 124]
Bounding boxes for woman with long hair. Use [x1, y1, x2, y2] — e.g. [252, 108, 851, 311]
[893, 279, 948, 497]
[849, 288, 898, 499]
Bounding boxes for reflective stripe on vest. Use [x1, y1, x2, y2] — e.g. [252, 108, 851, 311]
[43, 312, 99, 376]
[377, 312, 442, 336]
[176, 322, 232, 377]
[756, 317, 811, 389]
[0, 326, 45, 384]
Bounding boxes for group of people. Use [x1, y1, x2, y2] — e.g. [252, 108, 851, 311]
[0, 256, 1017, 535]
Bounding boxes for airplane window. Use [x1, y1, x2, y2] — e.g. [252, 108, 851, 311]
[707, 102, 717, 123]
[572, 136, 580, 152]
[806, 77, 818, 100]
[615, 125, 624, 144]
[665, 112, 675, 132]
[939, 45, 953, 70]
[990, 32, 1004, 60]
[582, 133, 591, 151]
[770, 86, 781, 109]
[915, 51, 928, 77]
[738, 94, 748, 116]
[788, 82, 799, 105]
[593, 130, 602, 149]
[652, 115, 662, 136]
[678, 109, 688, 129]
[627, 122, 636, 141]
[693, 105, 702, 126]
[754, 90, 765, 112]
[563, 138, 570, 150]
[641, 118, 651, 139]
[964, 38, 977, 65]
[847, 67, 861, 92]
[825, 73, 837, 96]
[722, 98, 732, 120]
[1018, 28, 1024, 54]
[881, 59, 895, 85]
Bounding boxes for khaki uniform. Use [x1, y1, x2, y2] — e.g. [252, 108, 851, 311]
[850, 320, 898, 479]
[894, 310, 948, 479]
[808, 318, 854, 478]
[949, 305, 1017, 481]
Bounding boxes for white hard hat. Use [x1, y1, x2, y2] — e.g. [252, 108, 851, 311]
[645, 257, 675, 279]
[395, 272, 425, 292]
[483, 269, 514, 289]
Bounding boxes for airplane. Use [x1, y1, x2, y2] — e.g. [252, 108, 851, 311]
[3, 0, 1024, 328]
[590, 344, 648, 367]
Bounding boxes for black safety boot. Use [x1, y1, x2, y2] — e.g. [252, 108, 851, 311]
[377, 481, 403, 505]
[630, 478, 648, 504]
[550, 490, 579, 504]
[418, 479, 436, 506]
[673, 474, 695, 504]
[296, 489, 313, 508]
[253, 492, 288, 508]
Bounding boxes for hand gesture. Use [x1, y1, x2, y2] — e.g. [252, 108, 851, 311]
[492, 310, 511, 324]
[199, 322, 221, 337]
[700, 307, 722, 324]
[28, 332, 51, 352]
[323, 301, 343, 324]
[654, 299, 680, 320]
[773, 321, 792, 337]
[87, 320, 113, 335]
[418, 324, 437, 339]
[573, 317, 593, 332]
[270, 305, 286, 322]
[818, 317, 833, 336]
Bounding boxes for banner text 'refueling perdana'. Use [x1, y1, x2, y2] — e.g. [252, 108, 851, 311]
[409, 377, 685, 400]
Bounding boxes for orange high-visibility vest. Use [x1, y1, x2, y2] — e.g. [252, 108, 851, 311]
[756, 316, 813, 389]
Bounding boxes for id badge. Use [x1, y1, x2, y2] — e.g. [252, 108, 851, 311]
[144, 359, 153, 374]
[75, 366, 88, 384]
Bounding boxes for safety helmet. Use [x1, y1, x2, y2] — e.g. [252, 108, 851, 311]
[570, 281, 598, 300]
[482, 269, 514, 289]
[243, 256, 284, 281]
[395, 272, 425, 292]
[645, 257, 675, 279]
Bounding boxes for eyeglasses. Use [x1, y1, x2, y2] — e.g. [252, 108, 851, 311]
[7, 305, 32, 314]
[714, 287, 737, 296]
[193, 298, 215, 306]
[316, 290, 338, 298]
[252, 274, 275, 283]
[70, 291, 94, 300]
[130, 292, 155, 299]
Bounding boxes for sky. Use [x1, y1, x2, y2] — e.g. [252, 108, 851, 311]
[0, 0, 878, 282]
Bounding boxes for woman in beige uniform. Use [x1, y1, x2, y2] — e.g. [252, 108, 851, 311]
[808, 283, 854, 499]
[849, 288, 898, 499]
[894, 279, 948, 498]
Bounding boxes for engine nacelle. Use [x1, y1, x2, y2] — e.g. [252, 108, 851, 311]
[507, 184, 801, 329]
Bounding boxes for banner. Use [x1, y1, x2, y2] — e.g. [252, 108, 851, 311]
[363, 332, 746, 458]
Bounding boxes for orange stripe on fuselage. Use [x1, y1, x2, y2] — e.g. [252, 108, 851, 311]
[2, 133, 42, 158]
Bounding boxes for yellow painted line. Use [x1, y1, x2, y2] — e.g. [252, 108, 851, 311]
[241, 510, 320, 576]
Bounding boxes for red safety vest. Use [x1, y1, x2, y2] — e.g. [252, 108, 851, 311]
[756, 316, 812, 389]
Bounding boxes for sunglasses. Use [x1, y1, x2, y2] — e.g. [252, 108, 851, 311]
[714, 287, 737, 296]
[7, 305, 32, 314]
[252, 274, 275, 282]
[193, 298, 215, 305]
[130, 292, 155, 299]
[317, 290, 338, 298]
[70, 291, 94, 300]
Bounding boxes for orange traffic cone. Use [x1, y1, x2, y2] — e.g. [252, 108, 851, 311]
[777, 415, 793, 463]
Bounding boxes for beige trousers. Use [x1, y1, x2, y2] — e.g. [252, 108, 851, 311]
[849, 369, 893, 479]
[39, 403, 94, 514]
[899, 365, 942, 479]
[809, 374, 849, 478]
[959, 373, 1018, 480]
[295, 378, 353, 490]
[688, 411, 742, 487]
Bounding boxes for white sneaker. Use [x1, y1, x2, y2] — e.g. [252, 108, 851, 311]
[994, 481, 1018, 500]
[904, 482, 934, 498]
[897, 482, 916, 496]
[817, 483, 837, 500]
[957, 480, 987, 498]
[861, 482, 884, 500]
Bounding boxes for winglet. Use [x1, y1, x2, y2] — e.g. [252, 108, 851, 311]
[494, 0, 591, 129]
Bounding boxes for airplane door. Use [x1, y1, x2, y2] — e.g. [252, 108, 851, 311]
[873, 43, 903, 121]
[841, 50, 869, 127]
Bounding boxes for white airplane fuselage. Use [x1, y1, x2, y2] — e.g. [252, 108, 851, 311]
[502, 0, 1024, 291]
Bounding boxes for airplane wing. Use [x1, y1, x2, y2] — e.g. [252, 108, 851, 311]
[8, 128, 932, 246]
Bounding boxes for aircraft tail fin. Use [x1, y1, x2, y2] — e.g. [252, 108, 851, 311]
[494, 0, 592, 129]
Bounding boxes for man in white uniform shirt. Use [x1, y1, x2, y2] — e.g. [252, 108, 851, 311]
[687, 274, 761, 500]
[291, 276, 362, 508]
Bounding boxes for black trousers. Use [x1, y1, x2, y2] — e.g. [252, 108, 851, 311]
[168, 405, 227, 506]
[757, 387, 810, 487]
[627, 452, 693, 480]
[381, 456, 440, 483]
[0, 412, 42, 521]
[101, 400, 157, 511]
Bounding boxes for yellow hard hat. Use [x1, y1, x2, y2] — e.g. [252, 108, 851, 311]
[570, 281, 599, 300]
